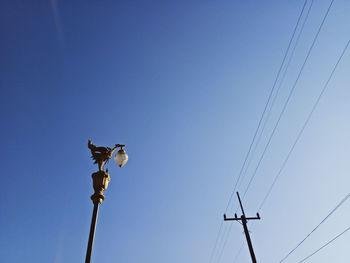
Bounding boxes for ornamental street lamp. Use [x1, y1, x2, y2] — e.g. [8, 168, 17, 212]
[85, 140, 128, 263]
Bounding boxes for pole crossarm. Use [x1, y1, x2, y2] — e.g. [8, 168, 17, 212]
[223, 192, 261, 263]
[224, 214, 261, 221]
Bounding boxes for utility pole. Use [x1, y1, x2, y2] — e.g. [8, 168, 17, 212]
[224, 192, 261, 263]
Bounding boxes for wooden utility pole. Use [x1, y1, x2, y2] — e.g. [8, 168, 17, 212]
[224, 192, 261, 263]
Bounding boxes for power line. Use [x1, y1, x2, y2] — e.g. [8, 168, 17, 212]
[241, 0, 335, 200]
[209, 220, 224, 263]
[237, 0, 314, 193]
[279, 192, 350, 262]
[232, 243, 244, 262]
[226, 3, 315, 259]
[210, 1, 311, 261]
[227, 2, 336, 261]
[243, 37, 350, 262]
[225, 1, 340, 261]
[216, 221, 234, 263]
[225, 0, 309, 212]
[296, 225, 350, 263]
[257, 38, 350, 215]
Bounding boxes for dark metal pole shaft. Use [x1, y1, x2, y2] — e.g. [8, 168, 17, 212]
[224, 192, 260, 263]
[242, 216, 257, 263]
[85, 203, 100, 263]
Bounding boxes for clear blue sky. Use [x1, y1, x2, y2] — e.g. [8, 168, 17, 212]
[1, 0, 349, 262]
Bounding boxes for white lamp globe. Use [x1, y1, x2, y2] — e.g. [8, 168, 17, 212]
[114, 148, 128, 167]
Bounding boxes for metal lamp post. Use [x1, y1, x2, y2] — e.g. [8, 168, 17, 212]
[85, 140, 128, 263]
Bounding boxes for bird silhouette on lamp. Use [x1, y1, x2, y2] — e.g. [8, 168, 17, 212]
[88, 140, 124, 172]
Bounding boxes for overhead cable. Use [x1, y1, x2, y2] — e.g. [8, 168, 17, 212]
[237, 0, 315, 192]
[241, 0, 335, 200]
[223, 0, 309, 214]
[210, 1, 310, 262]
[258, 39, 350, 216]
[296, 225, 350, 263]
[279, 192, 350, 262]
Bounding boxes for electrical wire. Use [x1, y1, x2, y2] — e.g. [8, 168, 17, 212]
[232, 243, 244, 262]
[224, 0, 309, 213]
[279, 192, 350, 262]
[218, 1, 336, 261]
[241, 0, 335, 200]
[245, 37, 350, 262]
[209, 220, 224, 263]
[238, 0, 315, 193]
[296, 225, 350, 263]
[258, 39, 350, 216]
[216, 221, 234, 263]
[209, 1, 311, 262]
